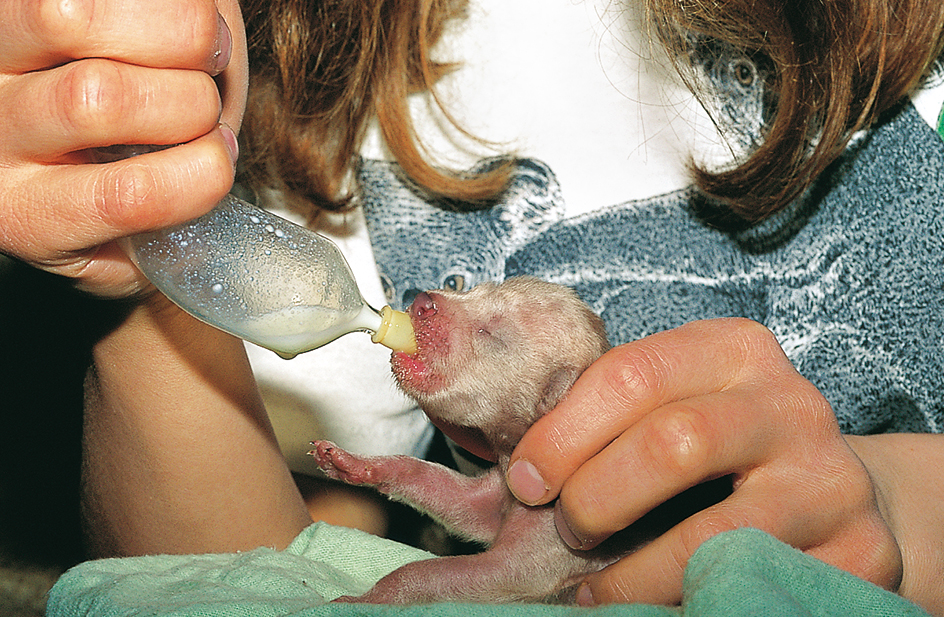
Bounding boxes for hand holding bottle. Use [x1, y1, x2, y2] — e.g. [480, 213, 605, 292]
[0, 0, 247, 298]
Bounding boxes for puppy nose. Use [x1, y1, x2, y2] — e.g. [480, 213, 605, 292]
[411, 292, 438, 319]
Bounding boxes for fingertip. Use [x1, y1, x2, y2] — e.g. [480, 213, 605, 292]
[506, 459, 550, 505]
[575, 582, 595, 607]
[554, 499, 607, 552]
[88, 136, 234, 237]
[218, 123, 239, 167]
[554, 500, 585, 550]
[575, 571, 628, 607]
[211, 12, 233, 75]
[507, 416, 576, 506]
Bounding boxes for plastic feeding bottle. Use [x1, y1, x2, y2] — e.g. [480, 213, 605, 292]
[122, 193, 416, 359]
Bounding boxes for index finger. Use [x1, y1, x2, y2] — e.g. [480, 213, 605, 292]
[2, 126, 237, 265]
[506, 318, 785, 506]
[0, 0, 229, 74]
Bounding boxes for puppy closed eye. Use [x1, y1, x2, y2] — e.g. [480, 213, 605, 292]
[474, 319, 516, 352]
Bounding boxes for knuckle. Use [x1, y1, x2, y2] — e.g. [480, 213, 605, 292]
[93, 162, 162, 228]
[599, 345, 667, 409]
[58, 60, 131, 133]
[727, 318, 786, 365]
[844, 467, 878, 506]
[814, 452, 874, 513]
[775, 377, 836, 437]
[33, 0, 94, 42]
[642, 405, 712, 478]
[181, 3, 220, 61]
[848, 518, 902, 590]
[810, 515, 901, 591]
[796, 379, 835, 424]
[680, 510, 741, 558]
[726, 316, 776, 343]
[0, 209, 35, 261]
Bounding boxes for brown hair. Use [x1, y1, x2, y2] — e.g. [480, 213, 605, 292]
[653, 0, 944, 222]
[238, 0, 512, 220]
[238, 0, 944, 224]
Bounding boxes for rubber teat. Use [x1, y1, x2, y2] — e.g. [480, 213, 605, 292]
[372, 306, 417, 353]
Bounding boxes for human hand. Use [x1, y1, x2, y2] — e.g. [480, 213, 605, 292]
[0, 0, 247, 297]
[506, 318, 902, 605]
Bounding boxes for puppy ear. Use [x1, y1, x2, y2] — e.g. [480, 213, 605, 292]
[536, 367, 580, 417]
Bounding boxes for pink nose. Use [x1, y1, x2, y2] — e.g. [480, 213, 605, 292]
[411, 292, 438, 319]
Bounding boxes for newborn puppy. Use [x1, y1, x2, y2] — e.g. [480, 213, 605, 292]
[309, 276, 612, 603]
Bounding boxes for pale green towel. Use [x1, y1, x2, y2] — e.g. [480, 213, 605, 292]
[46, 525, 928, 616]
[937, 102, 944, 139]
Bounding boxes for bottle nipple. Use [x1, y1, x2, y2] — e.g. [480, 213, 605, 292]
[371, 306, 417, 353]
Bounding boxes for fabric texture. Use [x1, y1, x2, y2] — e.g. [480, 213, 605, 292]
[362, 102, 944, 437]
[47, 524, 929, 616]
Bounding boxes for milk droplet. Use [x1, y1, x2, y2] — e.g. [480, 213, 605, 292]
[211, 283, 224, 295]
[265, 225, 275, 233]
[250, 216, 260, 224]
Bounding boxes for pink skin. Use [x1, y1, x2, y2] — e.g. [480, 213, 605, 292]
[389, 292, 451, 398]
[391, 291, 494, 461]
[310, 276, 617, 603]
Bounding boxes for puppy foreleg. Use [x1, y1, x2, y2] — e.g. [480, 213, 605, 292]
[309, 440, 505, 543]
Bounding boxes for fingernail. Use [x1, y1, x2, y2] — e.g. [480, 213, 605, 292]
[576, 582, 595, 607]
[507, 460, 548, 505]
[212, 13, 233, 75]
[219, 123, 239, 165]
[554, 501, 585, 549]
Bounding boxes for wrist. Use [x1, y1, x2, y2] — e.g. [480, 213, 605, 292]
[92, 288, 246, 385]
[845, 433, 944, 615]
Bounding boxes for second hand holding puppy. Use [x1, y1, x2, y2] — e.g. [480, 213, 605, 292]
[507, 318, 903, 606]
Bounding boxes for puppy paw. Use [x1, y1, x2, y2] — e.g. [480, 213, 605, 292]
[308, 440, 377, 486]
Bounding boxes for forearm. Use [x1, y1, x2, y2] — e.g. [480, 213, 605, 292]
[846, 433, 944, 615]
[82, 295, 311, 557]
